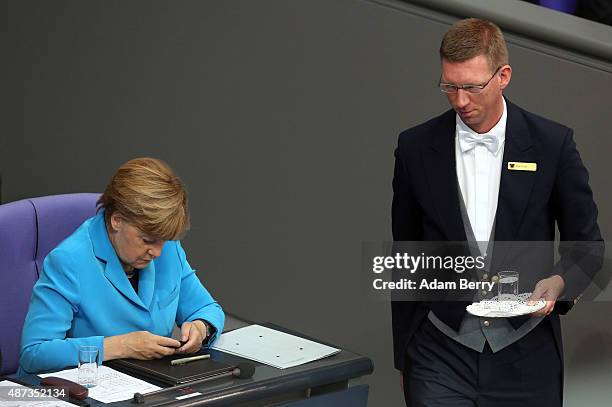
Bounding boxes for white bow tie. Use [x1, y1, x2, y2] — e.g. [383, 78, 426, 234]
[458, 130, 499, 154]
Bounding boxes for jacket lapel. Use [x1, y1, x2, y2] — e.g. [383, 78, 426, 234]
[423, 110, 468, 242]
[138, 256, 156, 310]
[89, 212, 148, 310]
[493, 100, 537, 242]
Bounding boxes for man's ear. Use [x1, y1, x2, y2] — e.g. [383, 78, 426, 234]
[499, 64, 512, 90]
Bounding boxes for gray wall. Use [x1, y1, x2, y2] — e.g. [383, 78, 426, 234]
[1, 1, 610, 405]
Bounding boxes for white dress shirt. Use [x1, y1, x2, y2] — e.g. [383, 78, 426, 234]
[455, 98, 507, 244]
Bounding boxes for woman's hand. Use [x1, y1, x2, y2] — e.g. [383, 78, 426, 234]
[176, 320, 207, 354]
[103, 331, 181, 361]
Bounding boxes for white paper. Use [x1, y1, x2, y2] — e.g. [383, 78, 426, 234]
[39, 365, 161, 403]
[212, 324, 340, 369]
[0, 380, 73, 407]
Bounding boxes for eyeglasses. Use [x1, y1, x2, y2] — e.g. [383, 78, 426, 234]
[438, 66, 501, 94]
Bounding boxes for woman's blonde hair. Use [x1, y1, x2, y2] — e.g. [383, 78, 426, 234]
[97, 157, 190, 240]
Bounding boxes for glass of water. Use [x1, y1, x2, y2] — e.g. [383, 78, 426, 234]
[78, 346, 99, 388]
[497, 270, 519, 301]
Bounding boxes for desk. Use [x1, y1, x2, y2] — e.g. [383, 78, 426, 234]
[18, 315, 374, 406]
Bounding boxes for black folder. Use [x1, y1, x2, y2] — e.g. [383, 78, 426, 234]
[106, 350, 233, 385]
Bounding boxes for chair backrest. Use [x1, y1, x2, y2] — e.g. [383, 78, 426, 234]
[0, 193, 100, 375]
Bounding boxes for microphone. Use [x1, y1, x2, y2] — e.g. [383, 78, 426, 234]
[232, 362, 255, 379]
[133, 362, 255, 404]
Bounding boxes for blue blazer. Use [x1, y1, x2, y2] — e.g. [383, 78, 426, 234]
[19, 211, 225, 374]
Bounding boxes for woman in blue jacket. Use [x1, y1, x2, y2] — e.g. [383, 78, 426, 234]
[19, 157, 225, 374]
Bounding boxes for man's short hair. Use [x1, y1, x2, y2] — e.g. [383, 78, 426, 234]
[439, 18, 509, 72]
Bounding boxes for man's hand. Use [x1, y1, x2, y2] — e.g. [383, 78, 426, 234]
[176, 320, 207, 354]
[527, 275, 565, 317]
[104, 331, 181, 361]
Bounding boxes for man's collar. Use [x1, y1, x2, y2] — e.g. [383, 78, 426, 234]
[455, 97, 507, 155]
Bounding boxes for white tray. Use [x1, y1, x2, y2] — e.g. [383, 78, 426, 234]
[466, 293, 546, 318]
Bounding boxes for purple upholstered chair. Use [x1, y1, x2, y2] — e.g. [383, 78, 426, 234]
[0, 193, 100, 375]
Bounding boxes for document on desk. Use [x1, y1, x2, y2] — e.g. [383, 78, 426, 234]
[0, 380, 73, 406]
[211, 324, 340, 369]
[39, 365, 161, 403]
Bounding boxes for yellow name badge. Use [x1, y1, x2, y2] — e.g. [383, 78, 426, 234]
[508, 162, 537, 171]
